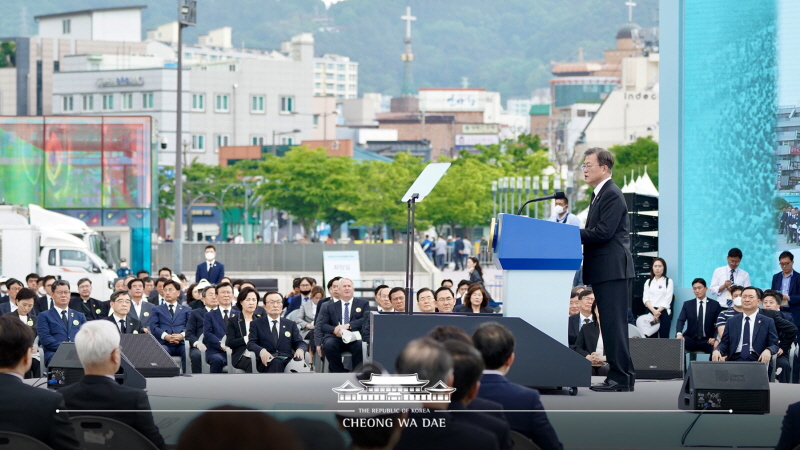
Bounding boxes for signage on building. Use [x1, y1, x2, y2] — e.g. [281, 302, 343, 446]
[420, 90, 485, 112]
[454, 134, 500, 147]
[96, 76, 145, 88]
[462, 124, 499, 134]
[790, 146, 800, 155]
[623, 91, 657, 100]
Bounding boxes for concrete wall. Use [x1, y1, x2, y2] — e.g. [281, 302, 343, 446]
[0, 69, 16, 115]
[92, 10, 142, 42]
[38, 14, 93, 41]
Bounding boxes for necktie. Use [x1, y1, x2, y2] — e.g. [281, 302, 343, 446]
[61, 310, 68, 330]
[344, 302, 350, 325]
[590, 192, 596, 204]
[208, 263, 212, 272]
[303, 297, 309, 303]
[727, 298, 733, 308]
[582, 318, 590, 330]
[272, 320, 279, 342]
[49, 298, 54, 310]
[169, 304, 175, 317]
[730, 269, 735, 283]
[697, 301, 704, 338]
[223, 309, 229, 321]
[742, 316, 751, 354]
[120, 319, 127, 333]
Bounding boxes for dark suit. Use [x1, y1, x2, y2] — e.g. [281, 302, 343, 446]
[454, 239, 466, 270]
[675, 298, 722, 353]
[317, 298, 369, 372]
[104, 315, 144, 334]
[186, 307, 211, 373]
[478, 373, 563, 450]
[0, 373, 81, 450]
[6, 312, 39, 377]
[203, 307, 239, 373]
[59, 375, 166, 450]
[776, 401, 800, 450]
[127, 299, 155, 329]
[580, 179, 635, 387]
[34, 295, 54, 315]
[246, 316, 307, 373]
[285, 294, 310, 316]
[226, 312, 263, 372]
[468, 397, 508, 421]
[716, 312, 779, 361]
[313, 297, 334, 351]
[195, 261, 224, 284]
[0, 302, 11, 315]
[394, 410, 499, 450]
[568, 313, 583, 348]
[448, 401, 513, 450]
[759, 309, 797, 383]
[573, 321, 610, 377]
[37, 307, 86, 366]
[772, 270, 800, 334]
[148, 302, 191, 368]
[69, 297, 109, 321]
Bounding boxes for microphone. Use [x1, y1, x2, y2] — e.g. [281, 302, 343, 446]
[516, 191, 566, 215]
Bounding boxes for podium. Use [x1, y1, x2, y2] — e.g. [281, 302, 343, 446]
[492, 213, 582, 346]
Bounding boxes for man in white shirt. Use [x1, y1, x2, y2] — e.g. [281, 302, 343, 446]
[126, 278, 154, 330]
[548, 196, 582, 227]
[709, 248, 750, 308]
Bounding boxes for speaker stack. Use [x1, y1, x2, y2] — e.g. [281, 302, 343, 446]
[678, 361, 770, 414]
[625, 192, 658, 316]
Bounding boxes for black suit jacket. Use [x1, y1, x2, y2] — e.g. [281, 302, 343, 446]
[247, 316, 308, 358]
[5, 311, 38, 337]
[574, 321, 601, 357]
[34, 295, 53, 315]
[186, 307, 210, 347]
[394, 410, 498, 450]
[318, 298, 370, 342]
[454, 305, 495, 314]
[716, 312, 779, 358]
[448, 401, 513, 450]
[759, 309, 798, 355]
[568, 314, 581, 348]
[70, 297, 109, 321]
[468, 396, 508, 421]
[226, 312, 264, 364]
[676, 299, 721, 339]
[777, 401, 800, 450]
[313, 297, 333, 347]
[59, 375, 166, 450]
[580, 180, 634, 284]
[0, 373, 81, 450]
[104, 315, 144, 334]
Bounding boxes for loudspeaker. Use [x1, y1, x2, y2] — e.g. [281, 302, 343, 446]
[678, 361, 770, 414]
[47, 342, 146, 390]
[119, 333, 180, 377]
[630, 338, 684, 380]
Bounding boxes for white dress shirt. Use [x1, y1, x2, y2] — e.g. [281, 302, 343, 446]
[710, 266, 750, 305]
[734, 311, 759, 354]
[578, 313, 593, 330]
[112, 313, 127, 332]
[592, 177, 613, 202]
[642, 276, 674, 314]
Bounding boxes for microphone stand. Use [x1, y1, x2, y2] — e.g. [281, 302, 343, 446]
[404, 193, 419, 315]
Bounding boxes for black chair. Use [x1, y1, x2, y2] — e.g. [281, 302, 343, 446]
[0, 431, 53, 450]
[70, 416, 159, 450]
[509, 430, 541, 450]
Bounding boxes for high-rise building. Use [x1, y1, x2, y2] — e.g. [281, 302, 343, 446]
[313, 54, 358, 99]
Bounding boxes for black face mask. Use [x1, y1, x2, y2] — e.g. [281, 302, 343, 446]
[300, 290, 311, 296]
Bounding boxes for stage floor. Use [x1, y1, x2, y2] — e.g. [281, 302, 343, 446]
[108, 374, 796, 449]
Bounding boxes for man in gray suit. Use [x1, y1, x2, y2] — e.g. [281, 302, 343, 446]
[127, 278, 155, 331]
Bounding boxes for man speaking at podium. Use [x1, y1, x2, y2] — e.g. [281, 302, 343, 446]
[579, 148, 636, 392]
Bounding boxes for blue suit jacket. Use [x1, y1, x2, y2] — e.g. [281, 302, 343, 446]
[777, 401, 800, 450]
[772, 270, 800, 330]
[716, 312, 779, 358]
[284, 295, 303, 315]
[203, 307, 239, 355]
[186, 308, 210, 347]
[148, 303, 191, 346]
[477, 373, 562, 450]
[37, 308, 87, 365]
[195, 261, 224, 284]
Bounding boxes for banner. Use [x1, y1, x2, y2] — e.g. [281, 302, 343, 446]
[322, 251, 361, 293]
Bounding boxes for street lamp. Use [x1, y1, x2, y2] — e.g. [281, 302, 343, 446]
[320, 110, 338, 148]
[271, 129, 301, 156]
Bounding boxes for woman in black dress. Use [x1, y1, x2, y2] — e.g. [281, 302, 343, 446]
[454, 284, 494, 314]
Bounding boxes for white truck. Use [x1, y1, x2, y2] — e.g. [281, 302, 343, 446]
[0, 205, 117, 300]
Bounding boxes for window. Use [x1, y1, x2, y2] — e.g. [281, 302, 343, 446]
[142, 92, 154, 109]
[62, 19, 71, 34]
[349, 64, 357, 71]
[82, 95, 94, 111]
[228, 64, 236, 72]
[314, 83, 321, 89]
[315, 63, 324, 69]
[62, 96, 73, 112]
[326, 83, 334, 89]
[280, 96, 294, 113]
[191, 134, 205, 150]
[337, 64, 345, 71]
[251, 136, 265, 145]
[192, 94, 205, 111]
[337, 84, 345, 90]
[576, 109, 586, 117]
[215, 94, 229, 112]
[60, 250, 93, 272]
[326, 73, 334, 80]
[216, 134, 230, 149]
[314, 73, 321, 79]
[281, 137, 293, 145]
[313, 115, 319, 126]
[337, 74, 345, 81]
[102, 94, 114, 111]
[349, 84, 356, 91]
[349, 74, 356, 81]
[122, 93, 133, 110]
[251, 95, 265, 113]
[327, 63, 334, 70]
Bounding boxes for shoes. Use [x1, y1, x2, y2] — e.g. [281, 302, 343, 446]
[589, 380, 634, 392]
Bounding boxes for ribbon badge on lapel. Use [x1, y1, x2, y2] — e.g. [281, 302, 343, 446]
[27, 319, 33, 326]
[95, 308, 102, 314]
[72, 320, 79, 326]
[284, 331, 291, 338]
[144, 312, 150, 317]
[355, 307, 362, 313]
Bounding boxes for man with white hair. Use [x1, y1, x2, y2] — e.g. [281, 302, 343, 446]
[317, 278, 369, 372]
[59, 320, 166, 450]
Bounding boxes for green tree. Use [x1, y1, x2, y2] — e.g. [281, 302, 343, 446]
[609, 136, 659, 190]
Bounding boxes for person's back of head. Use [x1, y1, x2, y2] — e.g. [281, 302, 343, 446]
[0, 315, 35, 373]
[284, 418, 345, 450]
[427, 325, 472, 345]
[74, 320, 120, 374]
[443, 340, 485, 404]
[336, 412, 404, 450]
[177, 405, 302, 450]
[395, 337, 453, 387]
[472, 321, 514, 370]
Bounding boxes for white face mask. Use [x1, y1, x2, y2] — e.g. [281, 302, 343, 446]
[120, 262, 128, 268]
[554, 205, 565, 215]
[233, 288, 240, 298]
[732, 296, 742, 307]
[0, 285, 7, 294]
[205, 252, 215, 261]
[38, 287, 47, 296]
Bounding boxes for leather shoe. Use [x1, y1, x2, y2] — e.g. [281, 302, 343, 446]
[589, 380, 634, 392]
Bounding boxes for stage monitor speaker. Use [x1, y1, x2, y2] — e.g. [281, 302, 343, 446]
[678, 361, 769, 414]
[119, 333, 180, 377]
[630, 338, 684, 380]
[47, 342, 146, 390]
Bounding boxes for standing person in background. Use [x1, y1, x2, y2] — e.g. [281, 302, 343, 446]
[195, 245, 225, 285]
[548, 196, 582, 227]
[467, 257, 485, 287]
[421, 235, 434, 261]
[709, 248, 750, 308]
[462, 236, 472, 270]
[453, 236, 465, 270]
[435, 236, 448, 270]
[116, 258, 132, 278]
[642, 258, 674, 338]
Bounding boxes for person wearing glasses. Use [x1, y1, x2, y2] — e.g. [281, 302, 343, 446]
[247, 292, 307, 373]
[434, 287, 456, 313]
[37, 280, 87, 366]
[105, 290, 144, 334]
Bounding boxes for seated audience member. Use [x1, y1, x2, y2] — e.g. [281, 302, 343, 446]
[763, 289, 794, 320]
[455, 284, 494, 314]
[336, 412, 405, 450]
[0, 316, 81, 449]
[177, 406, 303, 450]
[713, 287, 778, 363]
[149, 280, 191, 370]
[0, 278, 23, 315]
[675, 278, 721, 354]
[60, 320, 166, 449]
[473, 322, 563, 450]
[25, 273, 39, 291]
[38, 280, 86, 366]
[33, 275, 56, 315]
[317, 279, 368, 372]
[435, 287, 456, 313]
[444, 340, 513, 450]
[203, 282, 238, 373]
[416, 288, 436, 313]
[313, 278, 341, 358]
[284, 278, 302, 312]
[12, 289, 39, 378]
[226, 287, 263, 372]
[455, 279, 470, 306]
[374, 285, 393, 313]
[758, 290, 797, 383]
[148, 277, 168, 306]
[573, 300, 610, 376]
[286, 277, 316, 315]
[186, 283, 202, 309]
[389, 287, 406, 312]
[322, 277, 342, 306]
[440, 279, 454, 289]
[247, 292, 307, 373]
[127, 278, 155, 330]
[106, 290, 144, 334]
[70, 278, 108, 321]
[186, 285, 218, 373]
[642, 257, 674, 338]
[296, 285, 323, 341]
[393, 338, 499, 450]
[568, 289, 594, 349]
[776, 401, 800, 450]
[713, 285, 744, 343]
[568, 286, 583, 316]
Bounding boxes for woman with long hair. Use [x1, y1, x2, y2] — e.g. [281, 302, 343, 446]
[642, 257, 673, 338]
[467, 256, 484, 286]
[186, 283, 203, 309]
[454, 284, 494, 314]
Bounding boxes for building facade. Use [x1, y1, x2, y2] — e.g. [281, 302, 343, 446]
[313, 54, 358, 99]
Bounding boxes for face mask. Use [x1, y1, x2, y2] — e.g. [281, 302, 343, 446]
[205, 252, 215, 261]
[233, 288, 239, 298]
[0, 285, 7, 294]
[554, 205, 565, 215]
[300, 289, 311, 296]
[732, 296, 742, 307]
[120, 262, 128, 268]
[39, 287, 47, 296]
